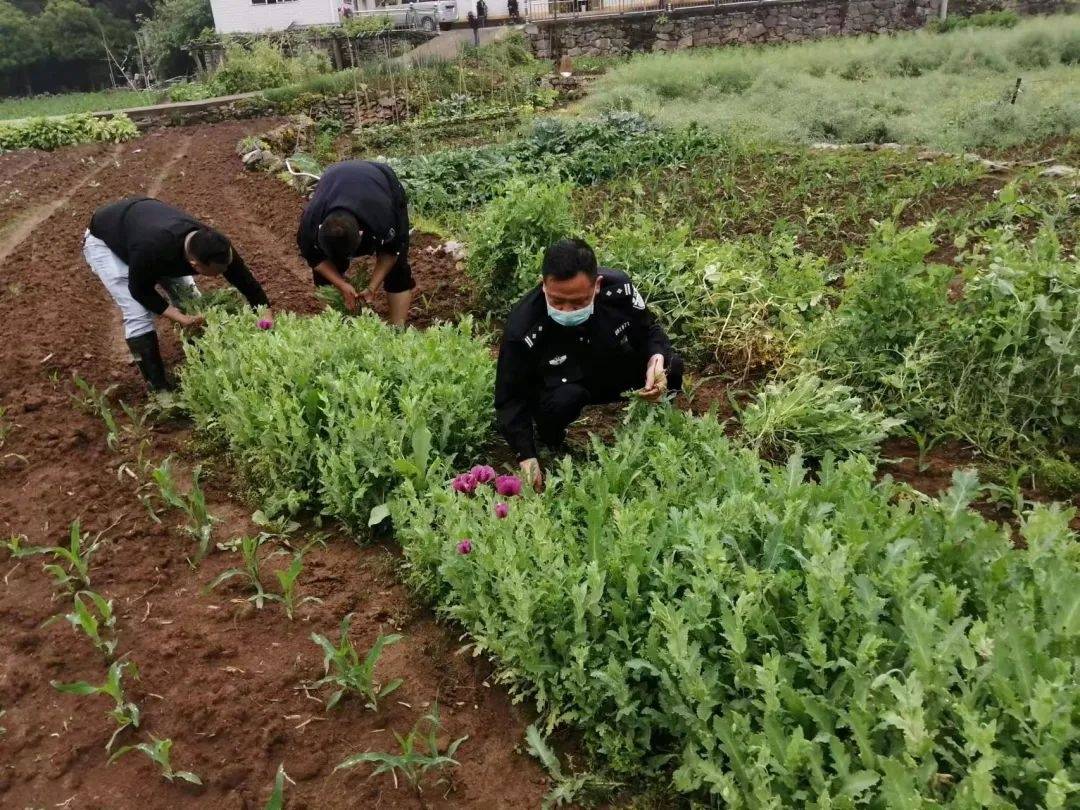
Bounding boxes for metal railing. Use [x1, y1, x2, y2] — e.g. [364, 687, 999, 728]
[524, 0, 735, 21]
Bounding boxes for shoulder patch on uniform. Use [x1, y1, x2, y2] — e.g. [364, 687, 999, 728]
[631, 286, 646, 310]
[523, 335, 534, 348]
[549, 355, 567, 366]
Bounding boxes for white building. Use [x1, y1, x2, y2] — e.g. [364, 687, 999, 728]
[209, 0, 508, 35]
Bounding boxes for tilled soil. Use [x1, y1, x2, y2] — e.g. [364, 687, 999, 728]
[0, 120, 544, 809]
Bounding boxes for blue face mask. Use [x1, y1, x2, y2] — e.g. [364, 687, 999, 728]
[545, 290, 595, 327]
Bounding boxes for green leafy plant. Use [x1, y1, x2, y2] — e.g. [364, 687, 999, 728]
[52, 660, 140, 750]
[151, 458, 218, 563]
[394, 403, 1080, 805]
[264, 763, 288, 809]
[0, 113, 139, 152]
[73, 375, 121, 451]
[47, 590, 119, 660]
[40, 520, 102, 594]
[336, 704, 467, 791]
[205, 535, 275, 608]
[110, 736, 201, 784]
[310, 615, 403, 711]
[738, 370, 903, 459]
[526, 724, 619, 808]
[275, 552, 322, 620]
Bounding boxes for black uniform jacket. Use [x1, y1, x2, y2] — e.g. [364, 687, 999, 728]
[495, 268, 676, 460]
[89, 196, 268, 315]
[296, 160, 409, 273]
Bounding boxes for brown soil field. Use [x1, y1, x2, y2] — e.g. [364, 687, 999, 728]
[0, 119, 547, 809]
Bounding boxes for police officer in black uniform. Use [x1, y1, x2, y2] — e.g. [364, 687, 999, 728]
[495, 238, 683, 490]
[297, 159, 414, 325]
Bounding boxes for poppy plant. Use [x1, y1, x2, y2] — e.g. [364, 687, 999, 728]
[495, 475, 522, 497]
[456, 539, 473, 554]
[470, 465, 497, 484]
[494, 502, 509, 519]
[451, 473, 478, 495]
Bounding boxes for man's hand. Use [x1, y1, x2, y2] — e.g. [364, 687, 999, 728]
[175, 312, 206, 331]
[337, 281, 360, 313]
[359, 287, 376, 307]
[640, 354, 668, 402]
[520, 457, 543, 492]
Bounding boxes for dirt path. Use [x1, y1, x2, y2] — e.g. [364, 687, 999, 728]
[0, 120, 546, 808]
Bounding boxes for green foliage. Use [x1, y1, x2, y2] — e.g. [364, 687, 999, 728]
[205, 535, 274, 608]
[37, 0, 132, 63]
[151, 458, 218, 563]
[1032, 455, 1080, 499]
[393, 112, 720, 219]
[72, 374, 120, 450]
[110, 735, 201, 784]
[310, 614, 403, 711]
[526, 724, 620, 808]
[166, 81, 214, 102]
[0, 88, 162, 120]
[178, 311, 494, 527]
[336, 704, 467, 791]
[52, 660, 140, 750]
[38, 520, 101, 595]
[466, 178, 577, 309]
[0, 0, 45, 76]
[394, 403, 1080, 804]
[928, 10, 1020, 33]
[739, 370, 903, 458]
[805, 222, 1080, 453]
[0, 113, 138, 151]
[585, 15, 1080, 150]
[275, 550, 321, 620]
[264, 763, 287, 809]
[210, 40, 331, 95]
[138, 0, 213, 77]
[48, 589, 119, 660]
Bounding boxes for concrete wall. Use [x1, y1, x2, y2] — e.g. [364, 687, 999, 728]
[524, 0, 1067, 59]
[210, 0, 341, 34]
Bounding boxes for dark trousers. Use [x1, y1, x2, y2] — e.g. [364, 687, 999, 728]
[533, 355, 684, 449]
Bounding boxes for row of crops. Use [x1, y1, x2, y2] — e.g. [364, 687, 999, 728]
[204, 45, 1080, 802]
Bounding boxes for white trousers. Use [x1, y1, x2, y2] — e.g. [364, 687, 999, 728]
[82, 230, 200, 339]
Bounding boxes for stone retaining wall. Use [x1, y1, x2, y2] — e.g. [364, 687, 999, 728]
[525, 0, 1070, 58]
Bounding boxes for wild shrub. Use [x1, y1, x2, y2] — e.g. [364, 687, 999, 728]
[466, 178, 577, 309]
[394, 403, 1080, 804]
[804, 222, 1080, 452]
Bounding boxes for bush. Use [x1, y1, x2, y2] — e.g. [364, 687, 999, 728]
[394, 403, 1080, 804]
[0, 113, 138, 151]
[167, 82, 214, 102]
[466, 178, 577, 310]
[210, 40, 331, 95]
[804, 221, 1080, 452]
[179, 311, 494, 525]
[738, 371, 903, 458]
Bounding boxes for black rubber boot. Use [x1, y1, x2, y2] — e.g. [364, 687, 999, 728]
[126, 331, 173, 392]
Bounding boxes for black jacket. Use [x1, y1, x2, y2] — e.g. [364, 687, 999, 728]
[296, 160, 409, 273]
[495, 268, 675, 460]
[88, 197, 268, 315]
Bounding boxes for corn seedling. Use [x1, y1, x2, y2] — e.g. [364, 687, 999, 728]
[310, 615, 403, 711]
[205, 535, 276, 609]
[4, 533, 48, 559]
[41, 520, 102, 594]
[276, 552, 322, 620]
[110, 736, 201, 784]
[52, 660, 140, 750]
[335, 704, 466, 792]
[46, 590, 118, 660]
[904, 425, 944, 473]
[986, 464, 1032, 516]
[0, 405, 16, 448]
[525, 724, 619, 809]
[151, 457, 217, 563]
[72, 374, 121, 451]
[265, 763, 288, 810]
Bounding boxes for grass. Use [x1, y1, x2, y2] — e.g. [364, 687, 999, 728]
[0, 89, 166, 121]
[583, 15, 1080, 151]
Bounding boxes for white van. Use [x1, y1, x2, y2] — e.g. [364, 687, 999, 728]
[350, 0, 459, 31]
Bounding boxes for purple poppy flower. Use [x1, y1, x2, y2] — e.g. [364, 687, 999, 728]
[494, 475, 522, 497]
[470, 465, 497, 484]
[451, 473, 477, 495]
[457, 539, 473, 554]
[494, 502, 509, 519]
[257, 318, 274, 330]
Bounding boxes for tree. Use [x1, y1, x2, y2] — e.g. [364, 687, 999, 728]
[138, 0, 212, 78]
[38, 0, 133, 62]
[0, 0, 45, 80]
